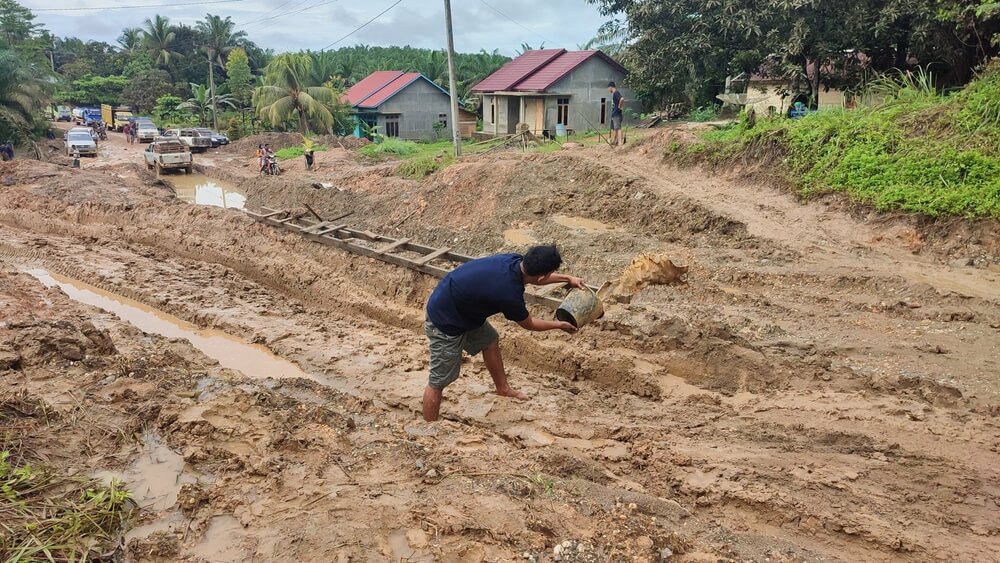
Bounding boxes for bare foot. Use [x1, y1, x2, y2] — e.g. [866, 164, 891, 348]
[496, 387, 529, 401]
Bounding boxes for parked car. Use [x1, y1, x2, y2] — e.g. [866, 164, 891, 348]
[69, 126, 98, 143]
[165, 128, 212, 153]
[195, 128, 229, 148]
[56, 106, 72, 122]
[136, 121, 159, 143]
[65, 130, 98, 156]
[144, 139, 192, 174]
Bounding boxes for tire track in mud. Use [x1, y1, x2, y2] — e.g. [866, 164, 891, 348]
[3, 158, 1000, 560]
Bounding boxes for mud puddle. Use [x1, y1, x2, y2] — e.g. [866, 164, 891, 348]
[504, 228, 537, 245]
[166, 173, 246, 210]
[551, 215, 614, 232]
[96, 431, 205, 512]
[26, 268, 313, 382]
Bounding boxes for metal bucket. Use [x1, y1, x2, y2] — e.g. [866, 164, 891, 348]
[555, 285, 604, 328]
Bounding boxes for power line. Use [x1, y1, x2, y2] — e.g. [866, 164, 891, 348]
[237, 0, 298, 26]
[477, 0, 549, 45]
[319, 0, 403, 51]
[30, 0, 246, 12]
[241, 0, 340, 32]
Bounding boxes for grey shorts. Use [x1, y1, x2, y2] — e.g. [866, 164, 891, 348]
[611, 114, 623, 130]
[425, 320, 499, 390]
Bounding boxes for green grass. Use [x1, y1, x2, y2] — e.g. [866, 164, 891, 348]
[0, 449, 135, 561]
[674, 66, 1000, 218]
[274, 144, 328, 160]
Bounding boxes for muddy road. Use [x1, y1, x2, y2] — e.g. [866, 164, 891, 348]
[1, 129, 998, 562]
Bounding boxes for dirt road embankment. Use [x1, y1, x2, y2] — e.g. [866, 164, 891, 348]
[1, 140, 999, 561]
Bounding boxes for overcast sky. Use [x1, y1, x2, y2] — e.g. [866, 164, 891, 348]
[23, 0, 609, 56]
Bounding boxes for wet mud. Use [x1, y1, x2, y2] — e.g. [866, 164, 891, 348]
[1, 133, 999, 562]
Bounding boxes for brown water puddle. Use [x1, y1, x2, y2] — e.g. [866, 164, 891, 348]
[95, 431, 204, 512]
[503, 228, 537, 245]
[26, 268, 314, 382]
[551, 214, 614, 232]
[167, 173, 246, 210]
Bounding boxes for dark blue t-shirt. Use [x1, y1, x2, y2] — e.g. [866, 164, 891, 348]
[426, 254, 529, 335]
[612, 90, 623, 117]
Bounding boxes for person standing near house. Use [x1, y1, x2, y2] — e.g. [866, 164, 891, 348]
[608, 81, 624, 146]
[422, 245, 585, 422]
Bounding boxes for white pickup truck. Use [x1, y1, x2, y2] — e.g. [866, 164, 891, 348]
[164, 128, 212, 153]
[144, 139, 193, 174]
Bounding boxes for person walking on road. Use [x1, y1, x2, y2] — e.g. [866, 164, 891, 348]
[608, 81, 624, 146]
[422, 245, 585, 422]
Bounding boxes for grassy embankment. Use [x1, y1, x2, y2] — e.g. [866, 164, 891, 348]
[0, 448, 134, 560]
[673, 66, 1000, 218]
[359, 132, 605, 179]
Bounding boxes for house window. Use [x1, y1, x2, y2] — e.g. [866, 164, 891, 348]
[490, 100, 495, 124]
[557, 98, 569, 125]
[438, 113, 447, 128]
[600, 97, 607, 124]
[385, 115, 400, 138]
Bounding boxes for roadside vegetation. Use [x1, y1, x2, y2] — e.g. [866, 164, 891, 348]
[673, 67, 1000, 218]
[1, 443, 134, 561]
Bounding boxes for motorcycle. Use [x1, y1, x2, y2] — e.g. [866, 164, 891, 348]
[260, 155, 281, 176]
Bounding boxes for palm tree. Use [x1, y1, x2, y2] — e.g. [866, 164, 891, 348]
[142, 15, 179, 66]
[196, 14, 247, 130]
[253, 53, 337, 135]
[178, 83, 234, 127]
[117, 27, 142, 53]
[416, 50, 449, 87]
[0, 51, 51, 152]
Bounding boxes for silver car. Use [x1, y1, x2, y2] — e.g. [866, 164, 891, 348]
[65, 131, 98, 156]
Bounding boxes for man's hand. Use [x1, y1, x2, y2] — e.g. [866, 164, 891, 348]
[557, 321, 578, 334]
[566, 276, 586, 289]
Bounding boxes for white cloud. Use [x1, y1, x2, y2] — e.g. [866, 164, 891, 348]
[24, 0, 608, 55]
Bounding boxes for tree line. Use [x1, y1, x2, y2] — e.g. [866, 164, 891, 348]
[588, 0, 1000, 110]
[0, 0, 510, 140]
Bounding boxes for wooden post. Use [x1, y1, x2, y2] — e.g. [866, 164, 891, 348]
[443, 0, 462, 157]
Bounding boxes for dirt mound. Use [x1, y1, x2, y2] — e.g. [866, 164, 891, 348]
[615, 254, 689, 294]
[313, 134, 371, 150]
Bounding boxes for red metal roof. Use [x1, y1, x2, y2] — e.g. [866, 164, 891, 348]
[357, 72, 421, 109]
[471, 49, 627, 93]
[341, 71, 404, 105]
[342, 71, 449, 109]
[470, 49, 565, 93]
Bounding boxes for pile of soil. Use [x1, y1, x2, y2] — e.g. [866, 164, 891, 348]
[313, 134, 371, 150]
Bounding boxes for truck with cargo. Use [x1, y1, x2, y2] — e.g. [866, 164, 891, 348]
[101, 104, 134, 131]
[72, 107, 101, 125]
[144, 139, 192, 174]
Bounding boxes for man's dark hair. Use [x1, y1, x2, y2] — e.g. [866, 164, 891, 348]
[523, 245, 562, 276]
[607, 81, 616, 88]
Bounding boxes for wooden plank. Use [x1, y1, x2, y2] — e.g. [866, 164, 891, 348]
[303, 203, 324, 221]
[260, 209, 288, 219]
[275, 215, 298, 224]
[300, 221, 346, 234]
[375, 238, 411, 254]
[314, 224, 346, 236]
[414, 247, 452, 266]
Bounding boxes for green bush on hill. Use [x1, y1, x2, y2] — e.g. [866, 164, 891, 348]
[677, 66, 1000, 218]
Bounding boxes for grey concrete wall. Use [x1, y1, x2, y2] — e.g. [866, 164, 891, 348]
[480, 56, 637, 137]
[546, 57, 637, 134]
[374, 78, 451, 140]
[482, 95, 496, 135]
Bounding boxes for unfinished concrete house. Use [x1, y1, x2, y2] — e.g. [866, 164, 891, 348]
[472, 49, 635, 137]
[342, 71, 452, 140]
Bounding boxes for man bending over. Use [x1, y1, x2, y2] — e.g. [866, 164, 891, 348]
[422, 245, 584, 421]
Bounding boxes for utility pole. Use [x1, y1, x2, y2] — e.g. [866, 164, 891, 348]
[208, 53, 219, 131]
[443, 0, 461, 156]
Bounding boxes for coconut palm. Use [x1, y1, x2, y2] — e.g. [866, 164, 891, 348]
[196, 14, 247, 130]
[142, 15, 179, 66]
[0, 50, 51, 147]
[253, 53, 337, 135]
[117, 27, 143, 53]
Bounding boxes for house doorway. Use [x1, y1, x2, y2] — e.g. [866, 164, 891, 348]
[524, 98, 544, 134]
